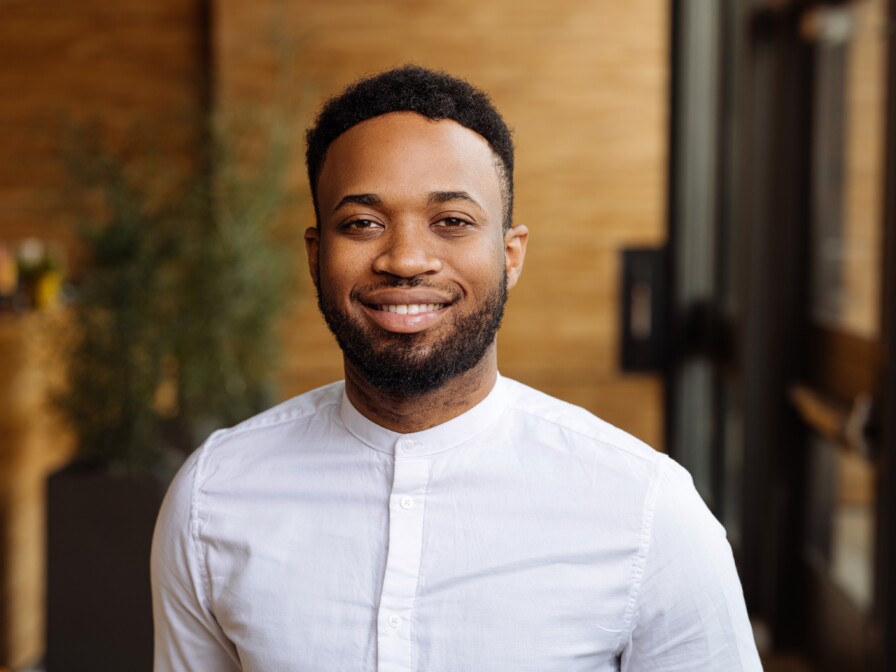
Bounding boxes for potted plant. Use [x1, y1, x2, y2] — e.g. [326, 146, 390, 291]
[46, 112, 295, 671]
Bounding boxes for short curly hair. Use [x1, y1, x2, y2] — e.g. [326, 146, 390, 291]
[305, 65, 514, 230]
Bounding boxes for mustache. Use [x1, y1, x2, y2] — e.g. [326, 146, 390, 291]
[350, 277, 462, 301]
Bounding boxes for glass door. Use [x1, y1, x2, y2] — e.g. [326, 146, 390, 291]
[668, 0, 896, 668]
[791, 1, 891, 668]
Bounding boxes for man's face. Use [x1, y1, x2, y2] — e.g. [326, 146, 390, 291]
[305, 112, 527, 397]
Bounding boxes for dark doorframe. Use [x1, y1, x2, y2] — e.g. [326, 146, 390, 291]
[667, 0, 896, 666]
[877, 2, 896, 669]
[666, 0, 813, 635]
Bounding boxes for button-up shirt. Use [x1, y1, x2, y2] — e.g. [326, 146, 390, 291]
[151, 376, 762, 671]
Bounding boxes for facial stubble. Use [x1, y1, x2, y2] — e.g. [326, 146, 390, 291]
[315, 271, 508, 398]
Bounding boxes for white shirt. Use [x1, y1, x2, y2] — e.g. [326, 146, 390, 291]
[151, 375, 762, 671]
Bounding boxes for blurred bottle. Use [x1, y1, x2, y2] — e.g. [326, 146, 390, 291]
[16, 238, 65, 310]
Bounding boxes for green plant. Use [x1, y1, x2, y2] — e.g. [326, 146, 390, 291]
[56, 113, 296, 474]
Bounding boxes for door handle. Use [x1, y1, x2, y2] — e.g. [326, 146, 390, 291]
[789, 384, 874, 458]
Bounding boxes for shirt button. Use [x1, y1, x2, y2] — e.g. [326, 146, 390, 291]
[388, 614, 401, 628]
[399, 439, 416, 453]
[400, 496, 414, 509]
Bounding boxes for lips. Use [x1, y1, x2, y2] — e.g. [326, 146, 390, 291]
[357, 288, 456, 334]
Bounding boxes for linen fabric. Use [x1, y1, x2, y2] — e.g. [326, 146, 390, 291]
[151, 375, 762, 671]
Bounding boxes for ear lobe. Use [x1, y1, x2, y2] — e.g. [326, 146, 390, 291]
[304, 226, 321, 286]
[504, 224, 529, 290]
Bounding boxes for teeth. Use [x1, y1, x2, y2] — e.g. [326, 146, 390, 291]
[377, 304, 444, 314]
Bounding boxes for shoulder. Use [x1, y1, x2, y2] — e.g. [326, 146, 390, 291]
[200, 379, 343, 451]
[498, 378, 723, 568]
[500, 376, 661, 466]
[212, 380, 344, 441]
[156, 381, 348, 551]
[620, 447, 760, 667]
[172, 381, 346, 493]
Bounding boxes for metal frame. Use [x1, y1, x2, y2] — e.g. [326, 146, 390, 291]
[877, 2, 896, 668]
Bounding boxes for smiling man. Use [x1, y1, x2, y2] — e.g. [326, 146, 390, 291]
[151, 66, 762, 671]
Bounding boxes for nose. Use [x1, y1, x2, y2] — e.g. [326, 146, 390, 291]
[371, 225, 442, 278]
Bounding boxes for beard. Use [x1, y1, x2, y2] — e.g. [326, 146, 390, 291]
[316, 272, 508, 397]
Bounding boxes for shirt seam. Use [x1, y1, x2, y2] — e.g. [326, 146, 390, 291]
[217, 397, 342, 443]
[615, 452, 667, 655]
[186, 392, 342, 610]
[190, 429, 221, 613]
[511, 405, 657, 464]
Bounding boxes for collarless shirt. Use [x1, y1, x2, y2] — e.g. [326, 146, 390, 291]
[151, 375, 762, 671]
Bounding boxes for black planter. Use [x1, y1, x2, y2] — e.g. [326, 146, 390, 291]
[46, 466, 168, 672]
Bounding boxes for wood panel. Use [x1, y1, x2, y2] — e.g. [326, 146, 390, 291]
[0, 0, 206, 249]
[0, 1, 205, 666]
[0, 314, 74, 668]
[218, 0, 669, 447]
[0, 2, 668, 665]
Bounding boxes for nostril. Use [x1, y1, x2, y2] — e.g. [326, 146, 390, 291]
[372, 248, 442, 277]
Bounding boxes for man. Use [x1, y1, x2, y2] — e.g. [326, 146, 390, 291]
[151, 65, 762, 671]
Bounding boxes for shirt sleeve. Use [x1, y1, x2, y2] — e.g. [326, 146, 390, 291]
[151, 444, 242, 672]
[620, 456, 763, 671]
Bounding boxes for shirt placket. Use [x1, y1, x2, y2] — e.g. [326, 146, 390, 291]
[377, 438, 430, 672]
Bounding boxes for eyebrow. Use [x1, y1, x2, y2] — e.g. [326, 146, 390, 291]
[333, 193, 383, 212]
[332, 191, 483, 213]
[426, 191, 482, 209]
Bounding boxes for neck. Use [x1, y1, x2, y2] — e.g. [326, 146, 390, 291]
[343, 347, 499, 433]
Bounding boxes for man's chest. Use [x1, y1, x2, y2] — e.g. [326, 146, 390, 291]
[200, 459, 639, 672]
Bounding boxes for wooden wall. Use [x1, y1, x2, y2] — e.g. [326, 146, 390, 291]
[0, 0, 206, 248]
[216, 0, 669, 447]
[0, 1, 667, 666]
[0, 1, 205, 666]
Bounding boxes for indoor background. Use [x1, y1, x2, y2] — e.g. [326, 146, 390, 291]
[1, 0, 894, 670]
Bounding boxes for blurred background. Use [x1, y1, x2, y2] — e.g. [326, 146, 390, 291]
[0, 0, 894, 670]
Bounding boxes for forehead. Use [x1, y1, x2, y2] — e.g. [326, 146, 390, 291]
[316, 112, 502, 211]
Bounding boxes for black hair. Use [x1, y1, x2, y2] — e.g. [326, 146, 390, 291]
[305, 65, 514, 229]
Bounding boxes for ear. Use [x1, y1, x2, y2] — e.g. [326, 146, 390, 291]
[504, 224, 529, 290]
[304, 226, 321, 287]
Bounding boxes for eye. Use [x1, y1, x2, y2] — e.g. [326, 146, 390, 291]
[340, 218, 384, 233]
[432, 216, 474, 231]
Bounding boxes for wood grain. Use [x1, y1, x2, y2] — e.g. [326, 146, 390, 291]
[217, 0, 670, 449]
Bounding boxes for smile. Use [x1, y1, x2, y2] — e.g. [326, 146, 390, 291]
[374, 304, 446, 314]
[361, 302, 451, 334]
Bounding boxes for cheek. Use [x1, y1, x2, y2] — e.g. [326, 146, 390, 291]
[454, 246, 505, 292]
[315, 268, 351, 310]
[318, 240, 361, 287]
